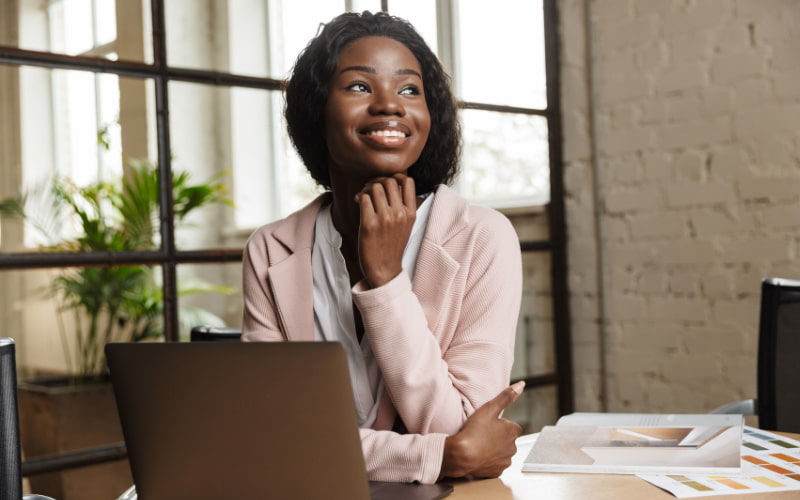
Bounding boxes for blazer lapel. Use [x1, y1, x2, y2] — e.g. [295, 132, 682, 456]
[268, 249, 315, 341]
[265, 195, 327, 341]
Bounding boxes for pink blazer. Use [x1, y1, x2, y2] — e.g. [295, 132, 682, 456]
[241, 185, 522, 483]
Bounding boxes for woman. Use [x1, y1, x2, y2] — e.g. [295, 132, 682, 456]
[242, 11, 523, 484]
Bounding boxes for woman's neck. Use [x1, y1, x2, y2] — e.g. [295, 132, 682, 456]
[327, 176, 364, 284]
[329, 185, 360, 245]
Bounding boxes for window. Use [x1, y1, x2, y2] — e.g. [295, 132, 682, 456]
[158, 0, 552, 229]
[430, 0, 551, 207]
[0, 0, 569, 473]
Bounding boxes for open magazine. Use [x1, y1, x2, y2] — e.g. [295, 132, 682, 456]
[522, 413, 744, 475]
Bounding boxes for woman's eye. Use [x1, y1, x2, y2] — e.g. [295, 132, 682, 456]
[399, 85, 420, 95]
[346, 82, 369, 92]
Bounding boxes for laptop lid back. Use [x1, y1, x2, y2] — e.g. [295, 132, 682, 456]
[106, 341, 371, 500]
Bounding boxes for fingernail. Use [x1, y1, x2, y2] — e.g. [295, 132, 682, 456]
[354, 194, 360, 203]
[511, 381, 526, 394]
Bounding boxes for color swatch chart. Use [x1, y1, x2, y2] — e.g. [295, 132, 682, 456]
[638, 426, 800, 497]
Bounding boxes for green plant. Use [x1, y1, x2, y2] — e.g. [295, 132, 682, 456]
[1, 161, 236, 380]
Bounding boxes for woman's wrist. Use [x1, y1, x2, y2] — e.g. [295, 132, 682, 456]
[440, 433, 476, 479]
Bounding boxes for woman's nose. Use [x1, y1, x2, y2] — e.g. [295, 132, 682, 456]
[368, 89, 405, 116]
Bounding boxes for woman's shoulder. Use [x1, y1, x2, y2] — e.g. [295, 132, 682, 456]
[245, 193, 329, 252]
[431, 185, 516, 236]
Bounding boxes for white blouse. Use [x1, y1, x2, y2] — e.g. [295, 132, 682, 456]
[311, 194, 434, 427]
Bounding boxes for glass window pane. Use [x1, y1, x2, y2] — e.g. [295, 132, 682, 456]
[4, 264, 161, 376]
[349, 0, 382, 14]
[55, 0, 95, 55]
[4, 267, 78, 376]
[165, 0, 360, 79]
[0, 65, 156, 252]
[9, 0, 152, 63]
[454, 0, 546, 109]
[166, 0, 264, 77]
[266, 1, 355, 81]
[458, 109, 550, 207]
[177, 263, 243, 339]
[387, 1, 438, 54]
[94, 0, 118, 47]
[168, 81, 320, 250]
[168, 81, 242, 250]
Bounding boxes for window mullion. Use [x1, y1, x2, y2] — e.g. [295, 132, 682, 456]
[434, 0, 459, 93]
[150, 0, 179, 341]
[264, 1, 282, 219]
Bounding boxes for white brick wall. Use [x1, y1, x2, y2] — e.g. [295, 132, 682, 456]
[559, 0, 800, 416]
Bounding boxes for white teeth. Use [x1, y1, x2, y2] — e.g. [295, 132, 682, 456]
[367, 130, 406, 137]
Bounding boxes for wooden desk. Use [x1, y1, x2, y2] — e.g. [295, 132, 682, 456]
[449, 432, 800, 499]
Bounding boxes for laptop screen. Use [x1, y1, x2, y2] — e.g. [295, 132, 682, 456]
[106, 341, 371, 500]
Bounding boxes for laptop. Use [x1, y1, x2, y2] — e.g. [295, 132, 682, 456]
[105, 341, 453, 500]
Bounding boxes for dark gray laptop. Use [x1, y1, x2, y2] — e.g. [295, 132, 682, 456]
[105, 341, 452, 500]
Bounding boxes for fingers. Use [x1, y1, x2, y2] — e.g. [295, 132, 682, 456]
[354, 175, 417, 289]
[472, 418, 522, 479]
[396, 174, 416, 207]
[441, 384, 525, 480]
[366, 180, 394, 214]
[356, 174, 416, 210]
[356, 188, 376, 219]
[480, 381, 525, 418]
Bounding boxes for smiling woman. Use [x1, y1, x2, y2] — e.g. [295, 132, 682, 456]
[324, 36, 431, 187]
[242, 11, 525, 485]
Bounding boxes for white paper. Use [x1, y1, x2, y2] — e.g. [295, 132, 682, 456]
[522, 413, 743, 475]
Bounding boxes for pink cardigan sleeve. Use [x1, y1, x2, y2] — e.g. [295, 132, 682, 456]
[360, 429, 447, 484]
[352, 206, 522, 436]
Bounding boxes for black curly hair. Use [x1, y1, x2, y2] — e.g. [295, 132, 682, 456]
[284, 11, 461, 195]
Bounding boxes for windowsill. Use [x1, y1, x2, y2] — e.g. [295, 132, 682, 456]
[467, 195, 549, 215]
[497, 204, 548, 217]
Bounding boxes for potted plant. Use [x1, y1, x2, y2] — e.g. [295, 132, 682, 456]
[1, 160, 236, 499]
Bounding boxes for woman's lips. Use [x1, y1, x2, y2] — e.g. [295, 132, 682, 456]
[360, 121, 411, 147]
[360, 120, 410, 135]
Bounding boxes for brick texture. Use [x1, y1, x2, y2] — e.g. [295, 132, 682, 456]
[560, 0, 800, 416]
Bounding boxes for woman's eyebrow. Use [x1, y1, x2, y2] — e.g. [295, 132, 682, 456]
[339, 65, 376, 74]
[396, 68, 422, 79]
[338, 66, 422, 79]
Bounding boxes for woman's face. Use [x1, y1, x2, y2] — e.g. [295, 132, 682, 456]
[324, 36, 431, 185]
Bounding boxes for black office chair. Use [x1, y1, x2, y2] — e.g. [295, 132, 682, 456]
[190, 325, 242, 342]
[1, 338, 56, 500]
[712, 277, 800, 433]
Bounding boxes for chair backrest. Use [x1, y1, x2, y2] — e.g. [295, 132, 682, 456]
[757, 277, 800, 433]
[190, 325, 242, 342]
[0, 338, 23, 500]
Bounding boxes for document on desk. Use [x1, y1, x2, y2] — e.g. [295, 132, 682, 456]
[638, 427, 800, 497]
[522, 413, 744, 475]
